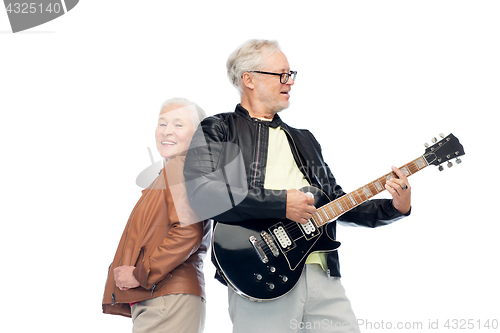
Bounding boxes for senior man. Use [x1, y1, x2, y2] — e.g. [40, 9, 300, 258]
[184, 39, 411, 332]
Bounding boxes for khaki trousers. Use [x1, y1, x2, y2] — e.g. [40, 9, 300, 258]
[131, 294, 205, 333]
[228, 264, 360, 333]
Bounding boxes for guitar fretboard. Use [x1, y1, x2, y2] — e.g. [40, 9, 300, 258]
[311, 156, 428, 227]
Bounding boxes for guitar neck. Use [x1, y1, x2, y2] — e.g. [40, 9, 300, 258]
[312, 155, 429, 227]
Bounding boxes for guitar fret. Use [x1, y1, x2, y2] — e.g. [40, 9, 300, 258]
[400, 165, 410, 176]
[319, 209, 329, 223]
[327, 205, 336, 218]
[316, 210, 328, 225]
[339, 197, 348, 210]
[415, 157, 427, 170]
[324, 205, 336, 222]
[316, 206, 335, 227]
[335, 201, 345, 214]
[347, 194, 357, 207]
[355, 189, 364, 203]
[411, 163, 419, 174]
[406, 162, 415, 174]
[327, 208, 334, 221]
[362, 186, 373, 198]
[373, 180, 384, 192]
[343, 194, 354, 209]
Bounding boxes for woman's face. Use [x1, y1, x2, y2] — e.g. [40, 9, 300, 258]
[155, 104, 197, 160]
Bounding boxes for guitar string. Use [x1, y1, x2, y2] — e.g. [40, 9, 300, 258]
[255, 160, 422, 255]
[256, 221, 325, 254]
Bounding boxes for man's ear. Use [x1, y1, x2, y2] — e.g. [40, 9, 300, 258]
[241, 72, 255, 90]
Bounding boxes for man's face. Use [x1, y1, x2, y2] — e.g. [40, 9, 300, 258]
[253, 50, 294, 114]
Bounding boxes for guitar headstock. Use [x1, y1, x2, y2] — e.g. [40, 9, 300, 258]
[423, 133, 465, 171]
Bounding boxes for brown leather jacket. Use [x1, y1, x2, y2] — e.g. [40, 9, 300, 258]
[102, 156, 211, 317]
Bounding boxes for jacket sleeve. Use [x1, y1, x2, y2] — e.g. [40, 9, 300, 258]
[337, 199, 410, 228]
[133, 157, 204, 290]
[184, 117, 287, 223]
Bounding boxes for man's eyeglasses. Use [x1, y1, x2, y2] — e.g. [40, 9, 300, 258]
[248, 71, 297, 84]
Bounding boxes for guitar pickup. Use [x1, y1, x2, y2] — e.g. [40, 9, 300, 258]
[269, 223, 296, 253]
[299, 219, 321, 240]
[249, 235, 269, 264]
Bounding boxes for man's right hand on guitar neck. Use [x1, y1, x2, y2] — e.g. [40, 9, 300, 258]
[286, 189, 317, 224]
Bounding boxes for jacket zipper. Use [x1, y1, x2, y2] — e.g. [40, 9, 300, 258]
[108, 174, 160, 306]
[252, 121, 262, 188]
[150, 273, 173, 296]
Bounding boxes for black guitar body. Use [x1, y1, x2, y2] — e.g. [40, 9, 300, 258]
[212, 186, 341, 301]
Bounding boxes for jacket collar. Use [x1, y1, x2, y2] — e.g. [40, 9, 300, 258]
[235, 104, 283, 128]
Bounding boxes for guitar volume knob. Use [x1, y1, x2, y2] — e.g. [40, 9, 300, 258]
[267, 283, 275, 290]
[254, 273, 263, 281]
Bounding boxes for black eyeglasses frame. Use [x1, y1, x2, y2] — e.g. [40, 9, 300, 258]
[248, 70, 297, 84]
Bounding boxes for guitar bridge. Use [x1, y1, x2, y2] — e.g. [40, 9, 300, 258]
[249, 235, 268, 263]
[261, 231, 279, 257]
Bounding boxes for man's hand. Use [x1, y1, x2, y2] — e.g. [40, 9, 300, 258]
[385, 166, 412, 215]
[114, 266, 140, 291]
[286, 189, 317, 224]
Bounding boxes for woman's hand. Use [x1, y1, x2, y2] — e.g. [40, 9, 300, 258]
[114, 266, 140, 291]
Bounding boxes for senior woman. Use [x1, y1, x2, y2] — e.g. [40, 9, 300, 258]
[102, 98, 211, 333]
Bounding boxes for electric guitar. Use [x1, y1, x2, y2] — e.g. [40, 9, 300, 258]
[212, 133, 465, 301]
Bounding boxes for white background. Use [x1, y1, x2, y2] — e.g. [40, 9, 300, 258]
[1, 1, 499, 332]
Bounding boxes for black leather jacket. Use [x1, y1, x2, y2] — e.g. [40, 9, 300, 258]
[184, 104, 409, 279]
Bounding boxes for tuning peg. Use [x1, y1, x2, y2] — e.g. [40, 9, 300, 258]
[438, 165, 444, 172]
[447, 161, 453, 168]
[439, 133, 445, 138]
[456, 158, 462, 164]
[424, 143, 430, 148]
[431, 137, 437, 143]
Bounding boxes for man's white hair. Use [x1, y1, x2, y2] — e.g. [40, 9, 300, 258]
[159, 97, 206, 127]
[226, 39, 281, 92]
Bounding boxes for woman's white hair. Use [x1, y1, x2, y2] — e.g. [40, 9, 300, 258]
[159, 97, 206, 127]
[226, 39, 281, 92]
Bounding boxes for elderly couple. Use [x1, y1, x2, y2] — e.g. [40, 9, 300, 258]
[102, 39, 412, 333]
